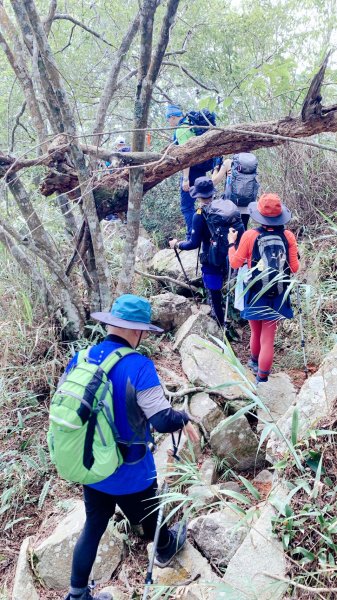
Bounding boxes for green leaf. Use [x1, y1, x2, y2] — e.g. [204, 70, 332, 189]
[38, 478, 52, 510]
[291, 407, 299, 446]
[238, 476, 261, 501]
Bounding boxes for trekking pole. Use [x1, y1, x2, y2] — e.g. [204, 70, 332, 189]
[169, 240, 199, 308]
[223, 264, 232, 337]
[142, 431, 182, 600]
[296, 283, 309, 379]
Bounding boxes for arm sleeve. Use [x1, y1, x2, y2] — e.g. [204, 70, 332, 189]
[285, 230, 300, 273]
[228, 230, 252, 269]
[179, 212, 203, 250]
[150, 408, 189, 433]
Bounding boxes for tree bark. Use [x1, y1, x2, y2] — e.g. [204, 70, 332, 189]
[23, 0, 111, 311]
[117, 0, 180, 294]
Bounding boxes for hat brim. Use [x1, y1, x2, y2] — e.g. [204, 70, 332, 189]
[90, 312, 164, 333]
[248, 202, 292, 226]
[189, 186, 215, 199]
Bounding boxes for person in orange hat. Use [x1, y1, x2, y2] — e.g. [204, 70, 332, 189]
[227, 193, 300, 383]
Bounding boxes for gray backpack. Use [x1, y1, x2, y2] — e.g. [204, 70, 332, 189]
[226, 153, 259, 207]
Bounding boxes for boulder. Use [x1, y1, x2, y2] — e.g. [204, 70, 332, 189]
[136, 235, 156, 263]
[180, 335, 254, 401]
[150, 540, 220, 599]
[150, 292, 193, 331]
[256, 373, 296, 429]
[173, 313, 222, 351]
[189, 392, 224, 433]
[150, 248, 200, 288]
[34, 500, 124, 589]
[267, 344, 337, 461]
[223, 500, 287, 599]
[12, 537, 39, 600]
[199, 457, 217, 485]
[210, 415, 264, 471]
[188, 509, 248, 567]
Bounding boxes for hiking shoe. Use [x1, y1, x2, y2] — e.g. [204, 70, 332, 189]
[65, 589, 112, 600]
[154, 522, 187, 568]
[256, 374, 268, 383]
[247, 358, 258, 374]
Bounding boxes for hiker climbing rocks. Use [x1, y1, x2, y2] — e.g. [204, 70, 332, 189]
[59, 295, 198, 600]
[212, 153, 259, 230]
[169, 177, 244, 328]
[227, 194, 300, 382]
[166, 104, 215, 239]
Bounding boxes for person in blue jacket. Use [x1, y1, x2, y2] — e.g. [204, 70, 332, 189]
[166, 104, 211, 239]
[169, 177, 244, 327]
[64, 295, 199, 600]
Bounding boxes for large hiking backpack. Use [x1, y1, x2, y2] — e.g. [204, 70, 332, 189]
[47, 346, 135, 485]
[226, 152, 259, 207]
[178, 110, 217, 173]
[249, 228, 290, 297]
[201, 199, 242, 268]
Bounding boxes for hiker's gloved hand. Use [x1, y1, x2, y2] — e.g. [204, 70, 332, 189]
[169, 239, 178, 249]
[228, 227, 238, 244]
[183, 421, 200, 444]
[182, 179, 190, 192]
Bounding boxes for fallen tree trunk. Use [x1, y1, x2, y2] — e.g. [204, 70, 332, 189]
[2, 106, 337, 219]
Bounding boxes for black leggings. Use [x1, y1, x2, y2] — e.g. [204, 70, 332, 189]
[71, 480, 170, 588]
[207, 288, 224, 326]
[241, 213, 250, 230]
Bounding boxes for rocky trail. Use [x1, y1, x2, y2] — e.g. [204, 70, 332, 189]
[8, 224, 337, 599]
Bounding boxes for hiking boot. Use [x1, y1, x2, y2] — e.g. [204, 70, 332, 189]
[154, 522, 187, 568]
[65, 588, 112, 600]
[247, 358, 258, 374]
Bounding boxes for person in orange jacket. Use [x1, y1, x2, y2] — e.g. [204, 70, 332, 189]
[227, 193, 300, 382]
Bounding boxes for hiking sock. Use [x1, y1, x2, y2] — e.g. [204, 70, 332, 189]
[256, 369, 269, 383]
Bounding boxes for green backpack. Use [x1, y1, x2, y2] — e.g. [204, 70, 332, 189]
[47, 346, 135, 485]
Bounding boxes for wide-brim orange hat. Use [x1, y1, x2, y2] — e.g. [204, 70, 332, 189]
[249, 193, 291, 226]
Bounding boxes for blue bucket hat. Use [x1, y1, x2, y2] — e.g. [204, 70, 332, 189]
[91, 294, 163, 333]
[189, 176, 215, 199]
[166, 104, 183, 119]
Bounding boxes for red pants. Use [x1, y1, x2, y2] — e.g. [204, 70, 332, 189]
[249, 320, 278, 379]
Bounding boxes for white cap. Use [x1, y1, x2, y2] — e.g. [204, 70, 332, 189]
[115, 136, 126, 145]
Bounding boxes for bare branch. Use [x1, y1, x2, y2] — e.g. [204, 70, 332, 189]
[162, 60, 220, 93]
[52, 13, 116, 48]
[134, 268, 199, 292]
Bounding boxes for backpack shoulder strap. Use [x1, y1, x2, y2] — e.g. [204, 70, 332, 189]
[99, 347, 137, 375]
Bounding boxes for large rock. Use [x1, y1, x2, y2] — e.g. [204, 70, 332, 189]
[223, 500, 287, 599]
[180, 335, 254, 401]
[173, 313, 222, 350]
[150, 540, 220, 599]
[188, 509, 248, 567]
[34, 500, 124, 589]
[210, 415, 264, 471]
[189, 392, 224, 433]
[199, 457, 217, 485]
[151, 248, 200, 288]
[12, 537, 39, 600]
[256, 373, 296, 429]
[267, 344, 337, 461]
[150, 292, 193, 331]
[136, 235, 156, 263]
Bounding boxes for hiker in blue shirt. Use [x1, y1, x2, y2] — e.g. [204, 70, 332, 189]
[65, 295, 199, 600]
[169, 177, 244, 327]
[166, 104, 210, 239]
